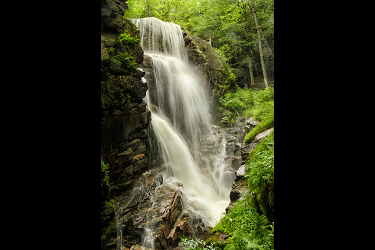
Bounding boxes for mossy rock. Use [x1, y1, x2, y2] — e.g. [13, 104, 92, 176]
[101, 217, 116, 250]
[205, 231, 229, 249]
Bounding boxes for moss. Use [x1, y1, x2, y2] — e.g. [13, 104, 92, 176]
[111, 52, 137, 69]
[244, 113, 274, 143]
[177, 201, 182, 211]
[205, 232, 227, 249]
[101, 217, 116, 250]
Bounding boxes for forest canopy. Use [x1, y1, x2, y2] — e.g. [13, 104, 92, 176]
[124, 0, 274, 87]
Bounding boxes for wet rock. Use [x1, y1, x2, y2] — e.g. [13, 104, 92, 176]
[112, 167, 187, 250]
[167, 209, 210, 248]
[225, 135, 237, 143]
[130, 245, 143, 250]
[245, 117, 260, 127]
[231, 156, 242, 172]
[226, 179, 248, 212]
[167, 217, 190, 245]
[145, 184, 183, 250]
[235, 166, 246, 182]
[227, 127, 241, 135]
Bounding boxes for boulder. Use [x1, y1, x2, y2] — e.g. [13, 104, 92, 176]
[111, 167, 192, 250]
[241, 127, 274, 164]
[226, 179, 248, 212]
[245, 117, 260, 127]
[235, 165, 246, 182]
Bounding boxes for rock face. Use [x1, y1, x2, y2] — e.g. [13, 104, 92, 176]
[112, 167, 210, 250]
[101, 0, 150, 194]
[182, 29, 236, 121]
[101, 0, 151, 249]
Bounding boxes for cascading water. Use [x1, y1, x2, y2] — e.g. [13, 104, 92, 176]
[132, 17, 233, 246]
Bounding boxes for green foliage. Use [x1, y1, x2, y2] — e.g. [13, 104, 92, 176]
[101, 158, 109, 187]
[245, 131, 274, 219]
[212, 198, 274, 250]
[219, 87, 274, 126]
[178, 235, 221, 250]
[124, 0, 274, 84]
[111, 52, 138, 70]
[105, 199, 116, 214]
[116, 30, 140, 45]
[106, 47, 115, 53]
[243, 113, 274, 143]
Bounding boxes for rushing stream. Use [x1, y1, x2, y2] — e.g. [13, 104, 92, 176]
[131, 17, 234, 248]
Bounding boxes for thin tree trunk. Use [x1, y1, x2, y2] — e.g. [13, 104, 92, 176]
[259, 29, 274, 59]
[248, 0, 269, 88]
[243, 8, 255, 85]
[248, 52, 254, 85]
[249, 48, 258, 77]
[245, 28, 254, 84]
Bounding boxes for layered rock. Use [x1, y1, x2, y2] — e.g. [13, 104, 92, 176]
[101, 1, 151, 249]
[112, 167, 211, 250]
[101, 0, 150, 190]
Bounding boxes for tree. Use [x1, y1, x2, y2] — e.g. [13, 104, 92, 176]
[248, 0, 268, 88]
[123, 0, 273, 87]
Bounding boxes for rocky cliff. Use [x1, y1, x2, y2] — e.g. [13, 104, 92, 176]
[101, 10, 242, 249]
[101, 0, 151, 249]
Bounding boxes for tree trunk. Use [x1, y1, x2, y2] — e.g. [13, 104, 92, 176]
[248, 52, 254, 85]
[259, 29, 274, 59]
[248, 0, 269, 88]
[245, 28, 254, 84]
[249, 48, 258, 77]
[243, 7, 255, 85]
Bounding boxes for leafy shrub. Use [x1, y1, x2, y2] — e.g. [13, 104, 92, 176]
[110, 52, 138, 70]
[212, 199, 274, 250]
[116, 30, 140, 45]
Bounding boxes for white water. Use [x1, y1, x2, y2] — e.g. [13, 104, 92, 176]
[132, 17, 232, 233]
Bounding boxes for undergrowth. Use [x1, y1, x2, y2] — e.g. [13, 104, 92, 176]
[211, 198, 274, 250]
[245, 131, 274, 219]
[219, 86, 274, 125]
[178, 236, 220, 250]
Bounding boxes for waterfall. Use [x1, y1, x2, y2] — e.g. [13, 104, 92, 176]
[132, 17, 233, 246]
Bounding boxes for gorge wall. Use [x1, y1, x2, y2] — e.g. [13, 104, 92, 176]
[101, 0, 150, 249]
[101, 3, 240, 249]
